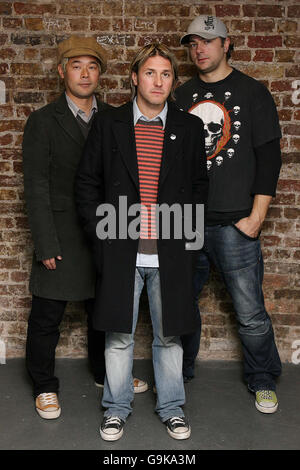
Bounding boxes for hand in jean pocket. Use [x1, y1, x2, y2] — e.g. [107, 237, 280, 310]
[234, 216, 261, 239]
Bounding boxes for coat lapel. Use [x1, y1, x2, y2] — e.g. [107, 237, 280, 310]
[54, 93, 85, 147]
[159, 103, 184, 191]
[111, 101, 185, 195]
[113, 102, 140, 192]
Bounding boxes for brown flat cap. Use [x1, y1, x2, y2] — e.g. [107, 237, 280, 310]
[57, 35, 107, 72]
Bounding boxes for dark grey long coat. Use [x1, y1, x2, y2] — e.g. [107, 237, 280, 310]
[75, 101, 208, 336]
[22, 93, 111, 301]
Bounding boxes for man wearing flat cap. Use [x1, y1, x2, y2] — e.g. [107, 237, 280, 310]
[23, 35, 147, 420]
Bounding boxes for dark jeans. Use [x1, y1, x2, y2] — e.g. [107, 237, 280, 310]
[180, 256, 209, 378]
[181, 224, 282, 391]
[26, 296, 105, 398]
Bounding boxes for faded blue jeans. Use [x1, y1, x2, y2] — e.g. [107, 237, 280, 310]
[102, 267, 185, 421]
[183, 224, 282, 391]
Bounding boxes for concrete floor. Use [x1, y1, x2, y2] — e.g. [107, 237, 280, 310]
[0, 359, 299, 451]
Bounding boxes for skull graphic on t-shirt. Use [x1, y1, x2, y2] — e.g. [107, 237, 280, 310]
[189, 99, 232, 163]
[188, 91, 241, 168]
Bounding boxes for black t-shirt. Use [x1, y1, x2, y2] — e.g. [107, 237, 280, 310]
[175, 68, 282, 224]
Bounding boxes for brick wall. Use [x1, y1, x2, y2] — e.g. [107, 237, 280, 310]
[0, 0, 299, 362]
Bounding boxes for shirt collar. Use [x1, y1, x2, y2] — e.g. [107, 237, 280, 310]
[133, 97, 168, 129]
[65, 93, 98, 122]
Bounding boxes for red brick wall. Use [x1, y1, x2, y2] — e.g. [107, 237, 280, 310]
[0, 1, 299, 362]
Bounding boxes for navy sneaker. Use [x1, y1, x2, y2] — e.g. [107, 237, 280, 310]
[165, 416, 191, 440]
[100, 416, 125, 441]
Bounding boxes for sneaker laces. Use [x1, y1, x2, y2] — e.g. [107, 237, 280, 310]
[38, 393, 58, 406]
[258, 390, 272, 400]
[105, 416, 122, 426]
[169, 417, 186, 426]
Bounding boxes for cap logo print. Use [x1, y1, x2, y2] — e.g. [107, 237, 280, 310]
[204, 16, 215, 31]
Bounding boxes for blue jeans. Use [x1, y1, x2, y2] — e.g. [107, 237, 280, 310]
[184, 224, 282, 391]
[102, 267, 185, 421]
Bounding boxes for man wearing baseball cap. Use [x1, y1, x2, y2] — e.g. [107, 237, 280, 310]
[23, 35, 147, 420]
[176, 16, 282, 413]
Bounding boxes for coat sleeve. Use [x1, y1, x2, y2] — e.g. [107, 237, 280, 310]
[189, 116, 209, 248]
[191, 117, 209, 207]
[22, 111, 61, 261]
[75, 114, 105, 245]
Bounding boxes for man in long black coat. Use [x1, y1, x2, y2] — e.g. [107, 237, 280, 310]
[23, 36, 147, 421]
[76, 43, 208, 441]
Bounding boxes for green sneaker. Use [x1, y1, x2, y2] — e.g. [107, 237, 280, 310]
[255, 390, 278, 414]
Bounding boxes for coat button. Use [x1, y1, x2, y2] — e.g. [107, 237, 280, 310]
[113, 180, 120, 186]
[180, 187, 185, 193]
[112, 147, 118, 152]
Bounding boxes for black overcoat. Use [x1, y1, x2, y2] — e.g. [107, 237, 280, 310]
[76, 101, 208, 336]
[22, 93, 111, 301]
